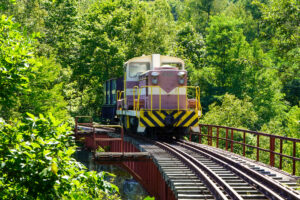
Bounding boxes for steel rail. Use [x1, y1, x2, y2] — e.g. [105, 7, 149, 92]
[155, 141, 240, 200]
[181, 140, 300, 200]
[177, 141, 285, 200]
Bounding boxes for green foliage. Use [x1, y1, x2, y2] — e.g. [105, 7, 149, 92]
[261, 106, 300, 139]
[198, 94, 257, 157]
[68, 0, 177, 116]
[96, 146, 105, 153]
[0, 15, 69, 121]
[205, 15, 250, 96]
[0, 15, 35, 118]
[175, 23, 206, 68]
[191, 14, 254, 111]
[200, 94, 258, 129]
[0, 0, 15, 12]
[181, 0, 229, 32]
[254, 0, 300, 106]
[144, 196, 155, 200]
[0, 114, 119, 199]
[286, 106, 300, 139]
[42, 0, 78, 64]
[0, 0, 298, 177]
[19, 56, 69, 121]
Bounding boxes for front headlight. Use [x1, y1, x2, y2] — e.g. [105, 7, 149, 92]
[152, 78, 158, 84]
[178, 71, 185, 84]
[179, 79, 184, 84]
[151, 72, 159, 84]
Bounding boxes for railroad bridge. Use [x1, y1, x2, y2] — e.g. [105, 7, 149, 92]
[74, 117, 300, 200]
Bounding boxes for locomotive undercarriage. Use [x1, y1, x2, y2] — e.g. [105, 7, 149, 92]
[119, 114, 190, 139]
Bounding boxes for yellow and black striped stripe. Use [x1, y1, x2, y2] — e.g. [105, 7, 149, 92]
[139, 110, 198, 127]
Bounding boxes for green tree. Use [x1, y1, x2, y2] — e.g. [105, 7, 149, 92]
[199, 94, 258, 155]
[200, 93, 258, 129]
[42, 0, 78, 64]
[69, 0, 177, 117]
[181, 0, 229, 32]
[254, 0, 300, 106]
[205, 14, 251, 97]
[0, 15, 69, 121]
[193, 14, 252, 111]
[175, 23, 206, 68]
[261, 106, 300, 139]
[18, 56, 69, 121]
[0, 15, 34, 119]
[0, 0, 15, 12]
[0, 114, 119, 199]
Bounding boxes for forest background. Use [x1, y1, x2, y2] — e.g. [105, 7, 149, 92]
[0, 0, 299, 198]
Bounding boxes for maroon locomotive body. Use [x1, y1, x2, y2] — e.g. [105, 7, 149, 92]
[104, 54, 201, 136]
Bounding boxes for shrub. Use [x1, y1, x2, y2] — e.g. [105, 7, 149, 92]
[0, 113, 119, 199]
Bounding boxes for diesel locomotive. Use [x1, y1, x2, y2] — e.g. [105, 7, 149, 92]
[102, 54, 201, 137]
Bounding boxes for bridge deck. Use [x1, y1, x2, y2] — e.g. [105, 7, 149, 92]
[77, 126, 300, 199]
[106, 131, 299, 200]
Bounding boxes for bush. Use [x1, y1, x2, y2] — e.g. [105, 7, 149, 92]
[200, 94, 258, 130]
[0, 113, 119, 199]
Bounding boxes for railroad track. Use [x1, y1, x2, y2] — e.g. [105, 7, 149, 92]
[154, 139, 300, 200]
[80, 127, 300, 200]
[136, 136, 300, 200]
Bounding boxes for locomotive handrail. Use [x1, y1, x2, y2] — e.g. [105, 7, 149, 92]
[120, 85, 202, 114]
[117, 90, 124, 101]
[134, 85, 162, 112]
[189, 124, 300, 175]
[133, 85, 201, 113]
[133, 86, 139, 111]
[178, 85, 202, 113]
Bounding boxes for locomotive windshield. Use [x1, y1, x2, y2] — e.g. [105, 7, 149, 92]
[129, 62, 150, 77]
[161, 62, 183, 69]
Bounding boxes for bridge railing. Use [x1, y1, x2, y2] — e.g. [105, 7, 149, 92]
[74, 116, 124, 153]
[190, 124, 300, 175]
[74, 116, 94, 136]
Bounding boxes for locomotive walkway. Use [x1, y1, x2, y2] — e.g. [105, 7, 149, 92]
[75, 120, 300, 200]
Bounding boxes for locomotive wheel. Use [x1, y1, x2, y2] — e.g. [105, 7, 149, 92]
[129, 116, 138, 134]
[158, 127, 189, 140]
[173, 127, 189, 140]
[145, 128, 158, 140]
[119, 116, 127, 133]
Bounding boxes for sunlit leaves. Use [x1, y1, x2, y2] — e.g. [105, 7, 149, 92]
[0, 15, 35, 118]
[200, 93, 258, 129]
[0, 114, 119, 199]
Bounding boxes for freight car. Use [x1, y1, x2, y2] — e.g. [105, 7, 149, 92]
[102, 54, 201, 137]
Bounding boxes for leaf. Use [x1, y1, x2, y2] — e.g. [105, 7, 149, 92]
[66, 148, 75, 156]
[24, 151, 34, 159]
[31, 142, 40, 149]
[40, 167, 50, 177]
[51, 162, 58, 175]
[144, 197, 155, 200]
[26, 113, 36, 120]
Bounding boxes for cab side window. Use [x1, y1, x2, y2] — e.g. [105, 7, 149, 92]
[129, 62, 150, 78]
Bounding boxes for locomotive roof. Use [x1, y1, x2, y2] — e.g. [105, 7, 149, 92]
[125, 54, 184, 65]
